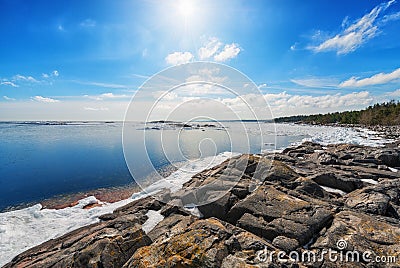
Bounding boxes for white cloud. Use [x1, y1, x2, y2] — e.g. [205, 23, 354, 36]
[340, 67, 400, 87]
[166, 37, 241, 64]
[198, 37, 222, 60]
[84, 107, 109, 111]
[386, 89, 400, 97]
[214, 43, 241, 62]
[1, 81, 18, 87]
[13, 74, 39, 83]
[99, 92, 128, 99]
[3, 96, 15, 101]
[32, 96, 60, 103]
[310, 0, 396, 55]
[52, 70, 59, 77]
[165, 52, 194, 65]
[221, 91, 374, 117]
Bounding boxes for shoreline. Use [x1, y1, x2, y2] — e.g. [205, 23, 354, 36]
[3, 122, 398, 213]
[1, 123, 399, 266]
[4, 140, 400, 267]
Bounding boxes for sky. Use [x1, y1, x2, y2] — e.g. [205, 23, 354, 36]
[1, 0, 400, 120]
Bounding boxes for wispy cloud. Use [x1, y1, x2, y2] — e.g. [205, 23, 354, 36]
[340, 67, 400, 87]
[42, 70, 59, 78]
[386, 88, 400, 97]
[13, 74, 39, 83]
[309, 0, 396, 55]
[165, 52, 194, 65]
[84, 92, 130, 101]
[84, 107, 109, 111]
[80, 19, 96, 27]
[32, 96, 60, 103]
[1, 81, 19, 87]
[291, 77, 340, 88]
[131, 73, 150, 79]
[382, 11, 400, 23]
[73, 80, 129, 89]
[258, 83, 267, 89]
[3, 96, 16, 101]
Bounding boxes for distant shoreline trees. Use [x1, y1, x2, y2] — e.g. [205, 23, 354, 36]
[274, 100, 400, 126]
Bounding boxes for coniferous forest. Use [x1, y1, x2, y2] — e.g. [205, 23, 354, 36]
[274, 100, 400, 126]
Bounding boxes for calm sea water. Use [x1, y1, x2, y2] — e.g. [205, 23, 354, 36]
[0, 121, 308, 211]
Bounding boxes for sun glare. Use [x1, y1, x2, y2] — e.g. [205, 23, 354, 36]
[178, 0, 195, 17]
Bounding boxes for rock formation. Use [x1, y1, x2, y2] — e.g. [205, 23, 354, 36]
[5, 141, 400, 267]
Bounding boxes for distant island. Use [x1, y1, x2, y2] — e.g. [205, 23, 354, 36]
[275, 100, 400, 126]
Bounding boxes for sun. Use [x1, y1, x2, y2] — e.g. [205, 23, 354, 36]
[178, 0, 195, 17]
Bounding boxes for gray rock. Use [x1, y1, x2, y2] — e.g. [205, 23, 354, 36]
[272, 236, 299, 252]
[376, 151, 400, 167]
[309, 172, 362, 192]
[345, 189, 390, 215]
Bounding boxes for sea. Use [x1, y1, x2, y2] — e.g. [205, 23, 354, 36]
[0, 121, 391, 266]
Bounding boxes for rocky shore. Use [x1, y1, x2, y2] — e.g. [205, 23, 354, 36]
[4, 141, 400, 267]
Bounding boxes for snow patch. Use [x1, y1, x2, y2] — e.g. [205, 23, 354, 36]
[388, 167, 399, 173]
[361, 179, 378, 185]
[142, 210, 164, 234]
[321, 186, 347, 196]
[0, 196, 132, 267]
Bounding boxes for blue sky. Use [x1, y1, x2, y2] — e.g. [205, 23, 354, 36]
[1, 0, 400, 120]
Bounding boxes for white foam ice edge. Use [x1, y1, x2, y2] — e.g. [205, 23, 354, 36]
[273, 123, 393, 148]
[0, 124, 394, 266]
[0, 151, 234, 267]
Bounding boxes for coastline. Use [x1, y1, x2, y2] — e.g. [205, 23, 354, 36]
[1, 123, 399, 267]
[4, 140, 400, 267]
[10, 123, 399, 212]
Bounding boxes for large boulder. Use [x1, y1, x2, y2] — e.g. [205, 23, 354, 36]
[124, 217, 278, 268]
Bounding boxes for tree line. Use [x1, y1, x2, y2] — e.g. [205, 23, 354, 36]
[274, 100, 400, 126]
